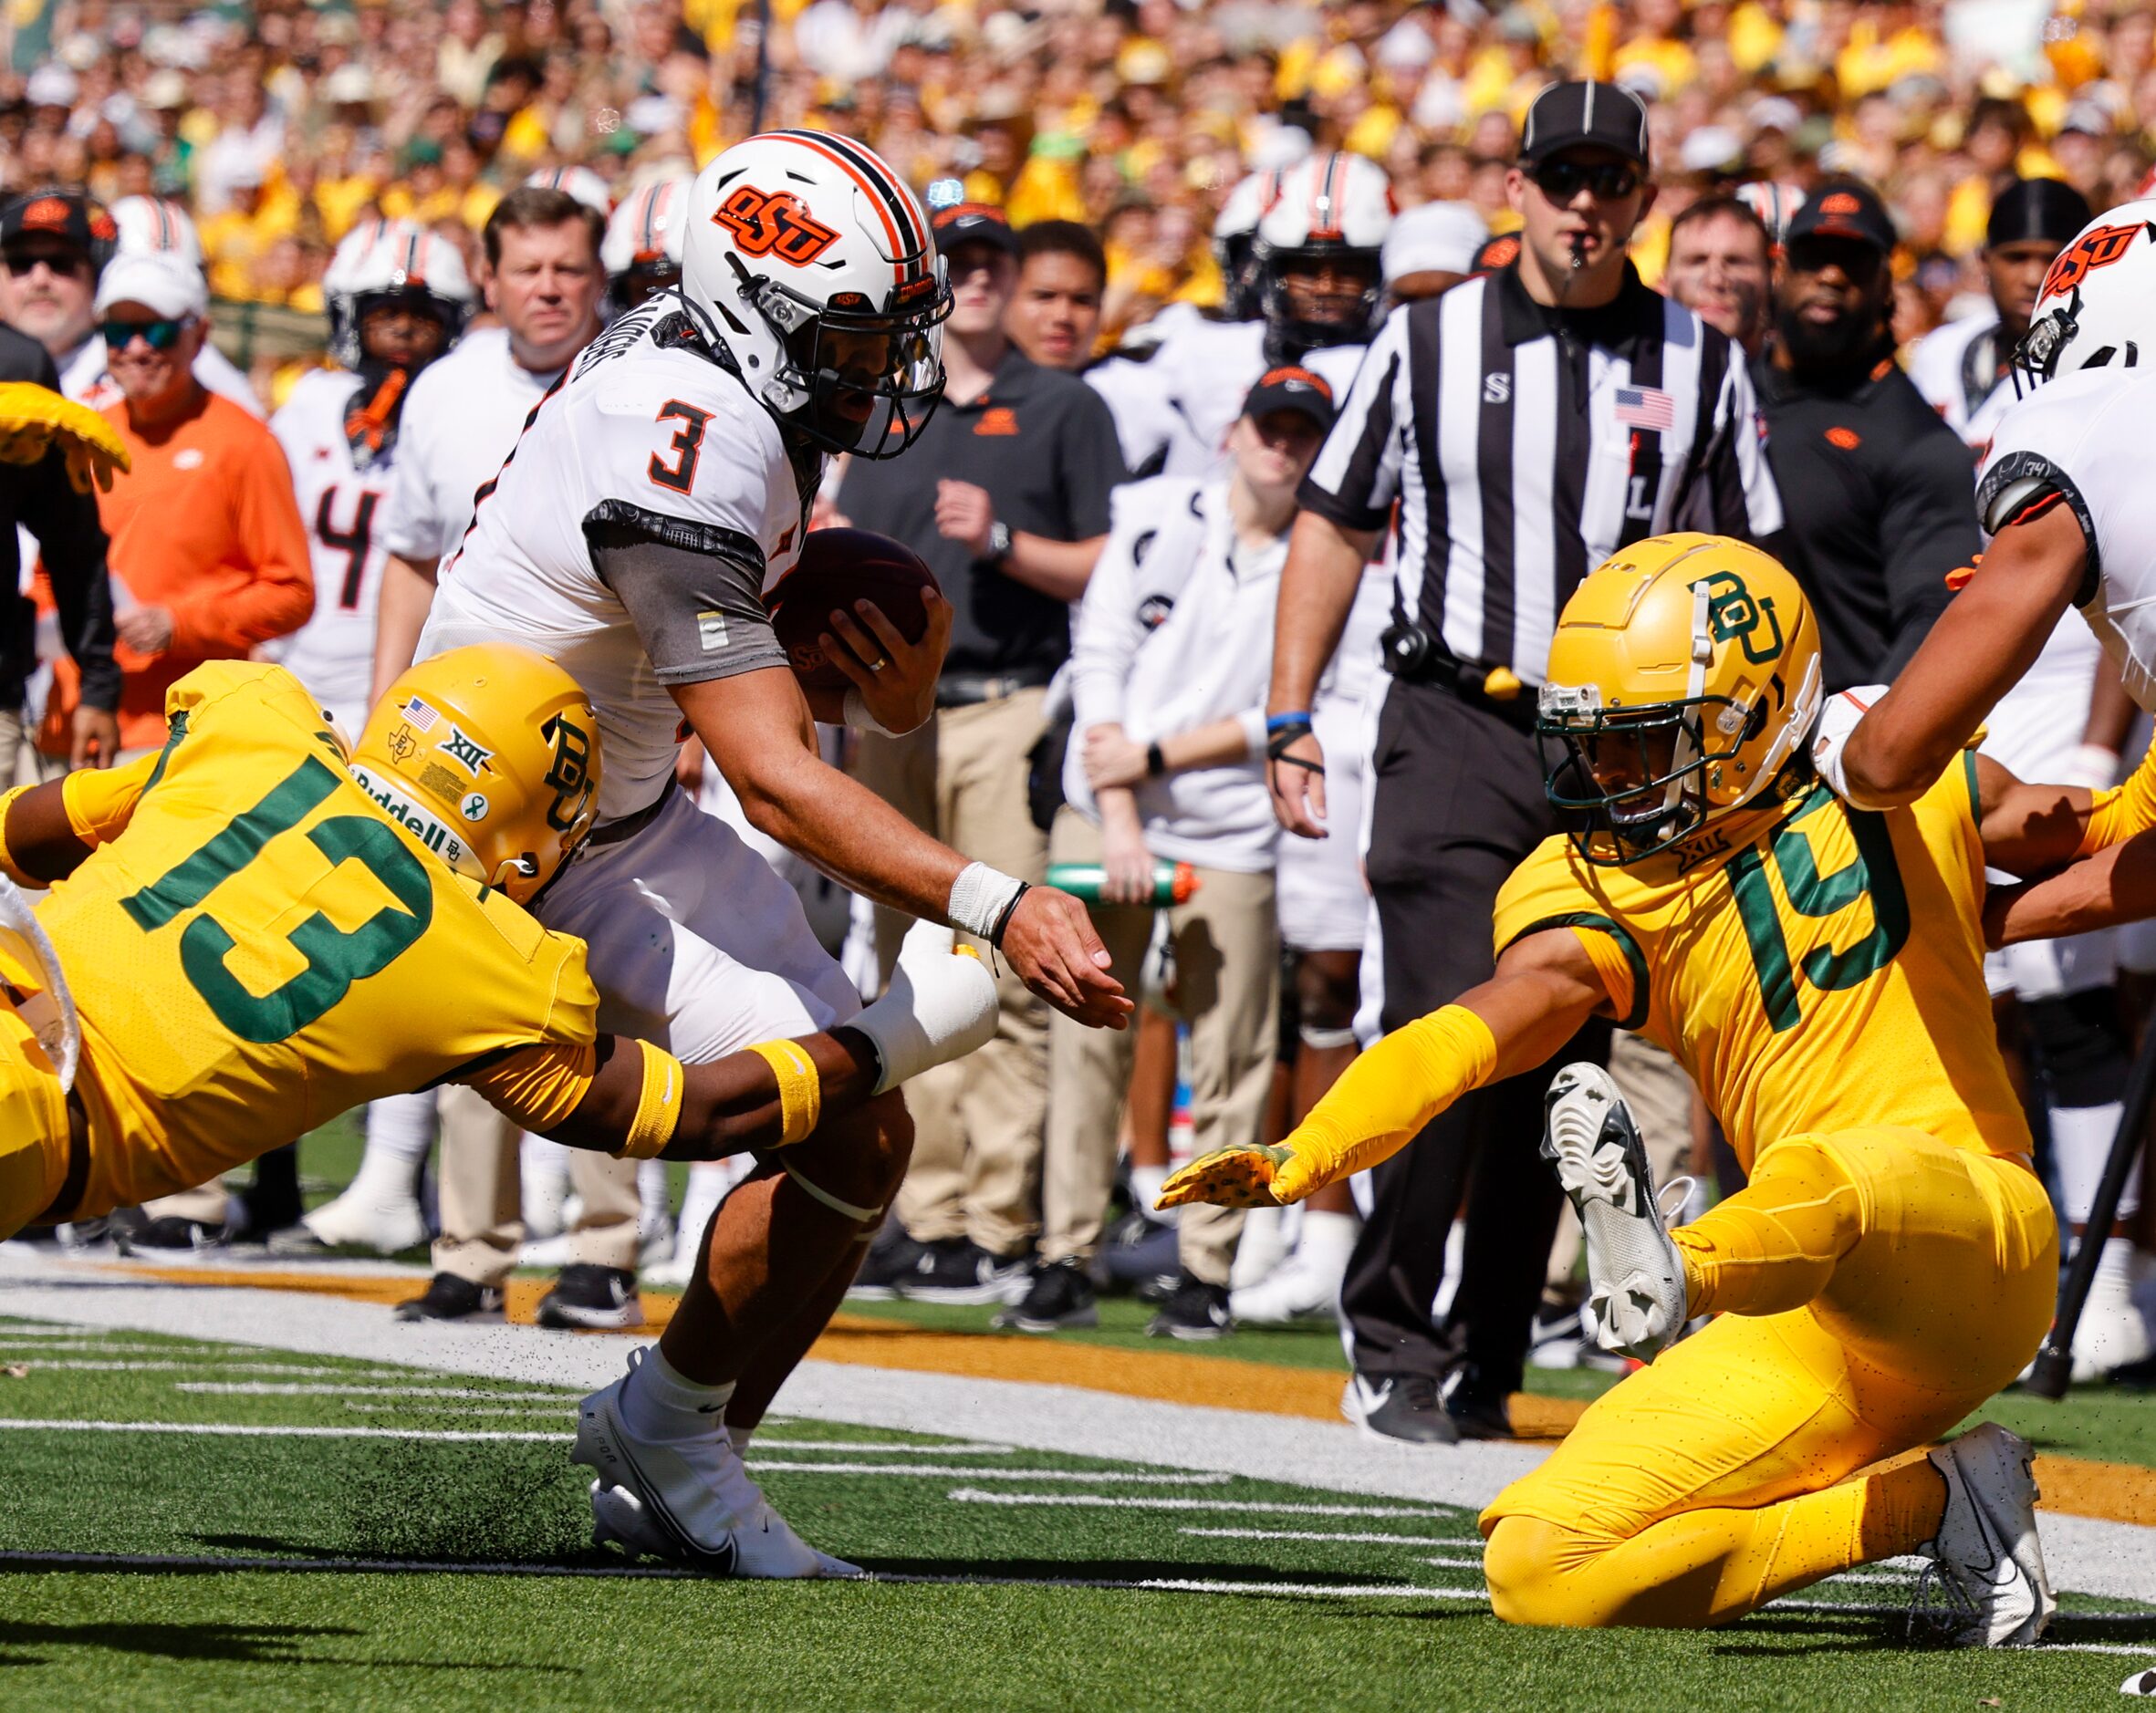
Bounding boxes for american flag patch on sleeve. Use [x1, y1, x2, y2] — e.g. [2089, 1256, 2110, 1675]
[1614, 386, 1676, 431]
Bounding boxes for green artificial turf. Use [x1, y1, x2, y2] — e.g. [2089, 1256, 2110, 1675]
[0, 1314, 2151, 1711]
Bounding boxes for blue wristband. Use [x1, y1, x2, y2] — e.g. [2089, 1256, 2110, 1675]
[1266, 711, 1314, 732]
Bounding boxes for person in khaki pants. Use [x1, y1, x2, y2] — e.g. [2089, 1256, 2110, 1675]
[838, 202, 1128, 1303]
[1003, 368, 1337, 1338]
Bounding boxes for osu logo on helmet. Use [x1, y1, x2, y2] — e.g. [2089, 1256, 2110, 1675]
[713, 185, 841, 266]
[2041, 223, 2151, 301]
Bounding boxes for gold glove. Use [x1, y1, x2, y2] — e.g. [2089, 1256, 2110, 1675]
[0, 382, 130, 493]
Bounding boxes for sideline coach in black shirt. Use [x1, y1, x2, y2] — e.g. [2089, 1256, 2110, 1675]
[1269, 80, 1785, 1444]
[1752, 178, 1980, 690]
[840, 202, 1128, 1297]
[0, 324, 120, 773]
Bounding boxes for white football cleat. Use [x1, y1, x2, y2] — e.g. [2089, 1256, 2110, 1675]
[300, 1183, 426, 1255]
[1541, 1063, 1688, 1364]
[573, 1350, 861, 1579]
[1915, 1422, 2054, 1646]
[640, 1248, 697, 1291]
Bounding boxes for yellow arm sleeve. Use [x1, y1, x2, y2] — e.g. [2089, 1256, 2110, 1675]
[2079, 742, 2156, 855]
[1273, 1004, 1499, 1201]
[457, 1038, 686, 1160]
[60, 752, 160, 848]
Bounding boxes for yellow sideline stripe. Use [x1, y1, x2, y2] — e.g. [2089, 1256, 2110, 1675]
[99, 1262, 2156, 1527]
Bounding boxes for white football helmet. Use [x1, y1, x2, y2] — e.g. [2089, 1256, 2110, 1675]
[603, 176, 693, 308]
[526, 165, 613, 216]
[1213, 169, 1285, 320]
[681, 130, 949, 459]
[1253, 151, 1395, 351]
[109, 194, 203, 270]
[327, 219, 473, 370]
[2014, 199, 2156, 389]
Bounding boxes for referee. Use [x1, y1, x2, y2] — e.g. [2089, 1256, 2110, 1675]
[1268, 79, 1784, 1445]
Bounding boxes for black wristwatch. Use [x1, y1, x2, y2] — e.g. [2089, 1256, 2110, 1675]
[987, 520, 1013, 563]
[1145, 741, 1167, 778]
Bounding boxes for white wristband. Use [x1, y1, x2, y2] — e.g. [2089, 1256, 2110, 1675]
[948, 859, 1026, 941]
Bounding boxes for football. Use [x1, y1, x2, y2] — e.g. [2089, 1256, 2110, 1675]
[765, 527, 940, 690]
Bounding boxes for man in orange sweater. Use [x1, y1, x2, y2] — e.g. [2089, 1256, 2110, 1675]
[40, 251, 311, 764]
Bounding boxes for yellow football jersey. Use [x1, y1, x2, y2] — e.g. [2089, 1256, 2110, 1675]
[1493, 758, 2029, 1171]
[29, 660, 600, 1217]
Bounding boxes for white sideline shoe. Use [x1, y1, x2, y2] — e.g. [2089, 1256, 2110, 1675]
[640, 1249, 697, 1291]
[1915, 1422, 2054, 1646]
[300, 1183, 426, 1255]
[1231, 1217, 1353, 1324]
[1541, 1063, 1688, 1364]
[573, 1349, 860, 1579]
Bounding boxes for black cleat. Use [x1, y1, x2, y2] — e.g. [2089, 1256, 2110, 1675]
[537, 1263, 645, 1330]
[1444, 1366, 1515, 1440]
[994, 1257, 1099, 1332]
[896, 1237, 1029, 1304]
[846, 1230, 928, 1301]
[114, 1215, 230, 1256]
[394, 1272, 505, 1324]
[1146, 1272, 1232, 1340]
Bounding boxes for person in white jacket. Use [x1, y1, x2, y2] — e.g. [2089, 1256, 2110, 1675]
[1001, 368, 1336, 1339]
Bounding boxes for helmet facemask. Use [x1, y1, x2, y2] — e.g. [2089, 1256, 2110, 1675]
[1258, 242, 1385, 354]
[1539, 687, 1762, 866]
[731, 254, 951, 458]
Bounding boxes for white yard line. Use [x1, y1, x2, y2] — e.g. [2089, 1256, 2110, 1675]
[8, 1362, 421, 1376]
[1180, 1526, 1478, 1546]
[342, 1404, 572, 1416]
[0, 1417, 563, 1442]
[947, 1490, 1451, 1517]
[173, 1383, 577, 1398]
[5, 1252, 2155, 1603]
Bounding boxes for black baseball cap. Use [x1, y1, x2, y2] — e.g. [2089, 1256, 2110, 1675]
[1986, 177, 2092, 251]
[1243, 365, 1337, 433]
[1519, 80, 1651, 167]
[0, 189, 116, 266]
[931, 202, 1018, 261]
[1785, 177, 1898, 253]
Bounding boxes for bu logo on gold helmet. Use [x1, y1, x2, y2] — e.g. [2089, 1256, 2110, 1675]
[1536, 534, 1823, 865]
[354, 645, 602, 904]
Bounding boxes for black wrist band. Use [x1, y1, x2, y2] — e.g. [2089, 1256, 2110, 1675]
[1265, 720, 1315, 758]
[989, 880, 1030, 946]
[1145, 742, 1166, 778]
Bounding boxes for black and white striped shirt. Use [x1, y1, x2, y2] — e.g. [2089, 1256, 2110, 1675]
[1300, 263, 1785, 686]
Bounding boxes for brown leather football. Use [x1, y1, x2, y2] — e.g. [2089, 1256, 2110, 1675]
[765, 527, 939, 690]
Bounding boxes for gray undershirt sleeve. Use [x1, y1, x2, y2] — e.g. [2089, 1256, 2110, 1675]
[586, 512, 791, 685]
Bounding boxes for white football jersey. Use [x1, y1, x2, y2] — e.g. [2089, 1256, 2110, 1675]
[1089, 318, 1370, 479]
[1978, 367, 2156, 711]
[263, 368, 395, 727]
[1907, 310, 2013, 457]
[419, 296, 810, 823]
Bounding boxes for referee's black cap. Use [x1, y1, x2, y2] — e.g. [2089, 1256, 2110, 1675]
[1519, 80, 1651, 167]
[1985, 178, 2092, 251]
[1785, 177, 1897, 254]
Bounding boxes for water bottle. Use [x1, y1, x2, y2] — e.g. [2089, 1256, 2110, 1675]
[1046, 860, 1201, 906]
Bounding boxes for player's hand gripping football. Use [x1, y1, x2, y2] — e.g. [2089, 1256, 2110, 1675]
[1156, 1143, 1301, 1210]
[998, 885, 1134, 1030]
[820, 587, 952, 735]
[0, 382, 130, 493]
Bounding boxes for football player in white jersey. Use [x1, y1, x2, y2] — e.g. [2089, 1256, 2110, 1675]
[1832, 197, 2155, 1373]
[408, 131, 1126, 1575]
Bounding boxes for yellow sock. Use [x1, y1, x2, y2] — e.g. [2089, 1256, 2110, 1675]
[1486, 1458, 1947, 1629]
[1673, 1137, 1864, 1319]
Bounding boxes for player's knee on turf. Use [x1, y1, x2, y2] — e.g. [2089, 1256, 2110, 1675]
[1484, 1516, 1585, 1627]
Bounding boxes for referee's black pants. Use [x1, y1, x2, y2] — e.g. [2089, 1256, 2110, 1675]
[1344, 677, 1610, 1396]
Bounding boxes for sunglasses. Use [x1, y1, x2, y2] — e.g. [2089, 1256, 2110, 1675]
[3, 250, 88, 277]
[1530, 159, 1643, 202]
[99, 316, 192, 351]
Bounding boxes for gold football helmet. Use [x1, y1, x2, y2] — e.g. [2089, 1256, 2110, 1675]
[1537, 533, 1823, 865]
[354, 645, 600, 904]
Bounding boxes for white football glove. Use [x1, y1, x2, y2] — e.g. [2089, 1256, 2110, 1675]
[849, 919, 998, 1094]
[1809, 684, 1890, 808]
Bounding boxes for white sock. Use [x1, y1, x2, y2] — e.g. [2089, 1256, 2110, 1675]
[1294, 1209, 1359, 1274]
[678, 1158, 755, 1257]
[726, 1424, 755, 1457]
[1130, 1162, 1169, 1215]
[522, 1132, 574, 1196]
[622, 1346, 734, 1443]
[638, 1158, 672, 1228]
[2052, 1101, 2143, 1226]
[354, 1091, 434, 1192]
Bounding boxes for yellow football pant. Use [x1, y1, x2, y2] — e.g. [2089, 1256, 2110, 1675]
[1482, 1127, 2057, 1629]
